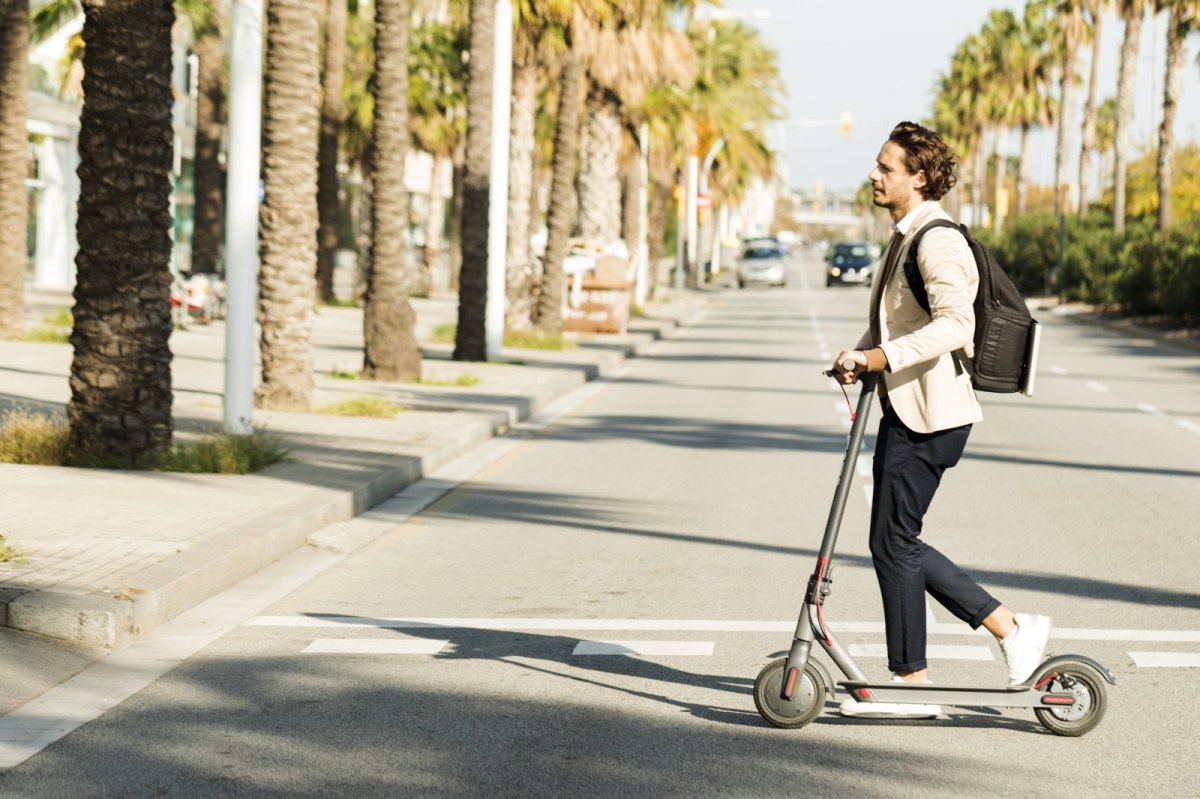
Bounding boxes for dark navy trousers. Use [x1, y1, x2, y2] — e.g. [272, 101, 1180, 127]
[870, 406, 1001, 673]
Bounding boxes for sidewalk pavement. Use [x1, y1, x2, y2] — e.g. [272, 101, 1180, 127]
[0, 287, 714, 652]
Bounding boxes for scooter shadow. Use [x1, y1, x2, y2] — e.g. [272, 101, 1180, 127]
[814, 703, 1046, 733]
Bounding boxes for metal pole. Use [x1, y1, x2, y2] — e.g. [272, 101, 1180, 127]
[485, 0, 513, 359]
[685, 153, 699, 286]
[698, 138, 724, 282]
[674, 178, 685, 293]
[222, 0, 264, 435]
[635, 122, 650, 305]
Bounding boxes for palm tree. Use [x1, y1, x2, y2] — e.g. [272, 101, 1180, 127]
[68, 0, 176, 462]
[256, 0, 322, 409]
[1113, 0, 1146, 231]
[0, 0, 28, 338]
[1051, 1, 1086, 215]
[1077, 0, 1106, 215]
[1094, 96, 1117, 194]
[1010, 3, 1054, 216]
[363, 0, 422, 379]
[189, 2, 227, 276]
[453, 0, 495, 361]
[316, 0, 349, 302]
[1155, 0, 1198, 230]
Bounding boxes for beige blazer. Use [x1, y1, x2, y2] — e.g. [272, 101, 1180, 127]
[856, 202, 983, 434]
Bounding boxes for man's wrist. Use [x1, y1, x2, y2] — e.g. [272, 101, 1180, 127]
[862, 348, 888, 372]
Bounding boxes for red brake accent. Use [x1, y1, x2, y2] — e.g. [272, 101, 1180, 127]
[836, 382, 856, 421]
[857, 688, 871, 700]
[1042, 696, 1075, 706]
[784, 668, 798, 698]
[1034, 673, 1057, 690]
[815, 557, 831, 645]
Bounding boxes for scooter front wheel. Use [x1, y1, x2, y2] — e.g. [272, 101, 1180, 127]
[754, 658, 826, 729]
[1032, 660, 1108, 737]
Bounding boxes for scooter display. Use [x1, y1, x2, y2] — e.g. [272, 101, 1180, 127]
[753, 369, 1114, 736]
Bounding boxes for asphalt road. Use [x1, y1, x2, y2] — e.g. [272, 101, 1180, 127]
[2, 249, 1198, 797]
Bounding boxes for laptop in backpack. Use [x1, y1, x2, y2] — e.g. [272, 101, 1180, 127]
[902, 219, 1041, 396]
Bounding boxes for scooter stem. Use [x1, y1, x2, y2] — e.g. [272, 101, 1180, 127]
[818, 373, 878, 565]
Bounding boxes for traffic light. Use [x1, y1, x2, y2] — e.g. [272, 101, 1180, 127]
[840, 112, 852, 139]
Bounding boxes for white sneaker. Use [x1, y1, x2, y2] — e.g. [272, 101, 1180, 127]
[838, 677, 941, 719]
[1000, 613, 1052, 685]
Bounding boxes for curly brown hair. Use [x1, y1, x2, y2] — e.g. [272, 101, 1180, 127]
[888, 121, 958, 201]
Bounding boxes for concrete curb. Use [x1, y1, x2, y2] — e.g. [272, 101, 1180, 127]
[1, 299, 712, 649]
[1032, 300, 1200, 354]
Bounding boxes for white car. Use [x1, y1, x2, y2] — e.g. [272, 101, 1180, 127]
[737, 244, 787, 288]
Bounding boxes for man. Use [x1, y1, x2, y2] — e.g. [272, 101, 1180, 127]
[833, 121, 1049, 719]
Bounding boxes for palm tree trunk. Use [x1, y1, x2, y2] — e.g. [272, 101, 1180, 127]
[316, 0, 347, 304]
[577, 83, 623, 244]
[1077, 8, 1102, 216]
[257, 0, 321, 409]
[0, 0, 29, 338]
[1054, 39, 1077, 216]
[993, 131, 1007, 233]
[536, 52, 584, 334]
[1155, 2, 1190, 231]
[68, 0, 175, 462]
[448, 144, 465, 291]
[646, 179, 669, 294]
[505, 58, 537, 331]
[455, 0, 494, 361]
[362, 0, 420, 380]
[1113, 1, 1144, 232]
[971, 132, 986, 226]
[621, 142, 641, 256]
[1016, 123, 1031, 216]
[190, 28, 225, 275]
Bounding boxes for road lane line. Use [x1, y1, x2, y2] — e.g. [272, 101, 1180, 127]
[857, 455, 871, 477]
[1085, 381, 1109, 393]
[1137, 403, 1164, 416]
[303, 639, 449, 655]
[573, 641, 715, 656]
[1128, 652, 1200, 668]
[850, 644, 994, 661]
[244, 617, 1200, 642]
[863, 484, 873, 508]
[1049, 365, 1068, 376]
[1176, 420, 1200, 434]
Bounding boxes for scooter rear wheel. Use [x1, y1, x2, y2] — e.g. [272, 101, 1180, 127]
[753, 658, 826, 729]
[1032, 660, 1108, 737]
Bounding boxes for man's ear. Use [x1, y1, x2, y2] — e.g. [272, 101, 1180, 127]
[914, 170, 928, 191]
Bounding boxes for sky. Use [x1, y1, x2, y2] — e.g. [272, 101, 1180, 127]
[718, 0, 1200, 194]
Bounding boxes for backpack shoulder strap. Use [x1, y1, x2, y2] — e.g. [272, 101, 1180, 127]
[901, 218, 963, 314]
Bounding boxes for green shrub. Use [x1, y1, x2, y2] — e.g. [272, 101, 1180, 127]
[0, 410, 70, 465]
[317, 396, 404, 417]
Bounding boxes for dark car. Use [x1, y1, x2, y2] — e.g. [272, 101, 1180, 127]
[826, 242, 875, 287]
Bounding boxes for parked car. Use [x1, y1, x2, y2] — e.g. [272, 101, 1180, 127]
[826, 242, 875, 287]
[738, 244, 787, 288]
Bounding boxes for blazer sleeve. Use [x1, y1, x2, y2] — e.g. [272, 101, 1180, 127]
[878, 227, 976, 372]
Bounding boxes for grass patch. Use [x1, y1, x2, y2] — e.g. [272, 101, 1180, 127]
[324, 297, 362, 308]
[412, 374, 480, 387]
[0, 410, 70, 465]
[431, 322, 457, 343]
[156, 431, 290, 474]
[503, 329, 575, 351]
[20, 307, 74, 343]
[0, 534, 30, 565]
[0, 409, 288, 474]
[630, 304, 646, 319]
[317, 396, 404, 418]
[329, 369, 359, 380]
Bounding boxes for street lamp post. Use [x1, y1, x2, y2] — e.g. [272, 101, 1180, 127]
[485, 0, 513, 360]
[222, 0, 264, 435]
[696, 137, 725, 280]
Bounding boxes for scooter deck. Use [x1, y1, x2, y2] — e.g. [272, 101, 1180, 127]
[838, 680, 1075, 710]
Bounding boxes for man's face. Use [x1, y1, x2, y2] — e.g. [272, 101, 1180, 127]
[868, 141, 926, 217]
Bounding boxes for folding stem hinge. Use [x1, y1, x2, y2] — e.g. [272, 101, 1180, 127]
[805, 565, 834, 604]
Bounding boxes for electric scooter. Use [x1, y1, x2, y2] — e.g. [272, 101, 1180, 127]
[753, 369, 1114, 737]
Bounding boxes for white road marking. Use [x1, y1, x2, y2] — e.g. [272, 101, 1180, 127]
[244, 616, 1200, 643]
[1049, 365, 1068, 376]
[1137, 403, 1164, 416]
[303, 638, 449, 655]
[850, 644, 994, 661]
[573, 641, 715, 656]
[1176, 420, 1200, 434]
[833, 400, 851, 416]
[1128, 652, 1200, 668]
[863, 484, 873, 508]
[926, 600, 938, 627]
[1085, 381, 1109, 393]
[856, 455, 871, 478]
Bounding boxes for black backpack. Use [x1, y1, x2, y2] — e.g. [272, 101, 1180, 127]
[903, 220, 1041, 395]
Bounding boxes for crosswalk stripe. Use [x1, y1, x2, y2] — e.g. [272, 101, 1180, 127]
[1128, 652, 1200, 668]
[850, 644, 994, 661]
[302, 639, 449, 655]
[573, 641, 715, 656]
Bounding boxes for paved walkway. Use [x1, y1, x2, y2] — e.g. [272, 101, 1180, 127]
[0, 287, 711, 650]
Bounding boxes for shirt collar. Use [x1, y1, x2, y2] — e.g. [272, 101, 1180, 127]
[892, 200, 932, 235]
